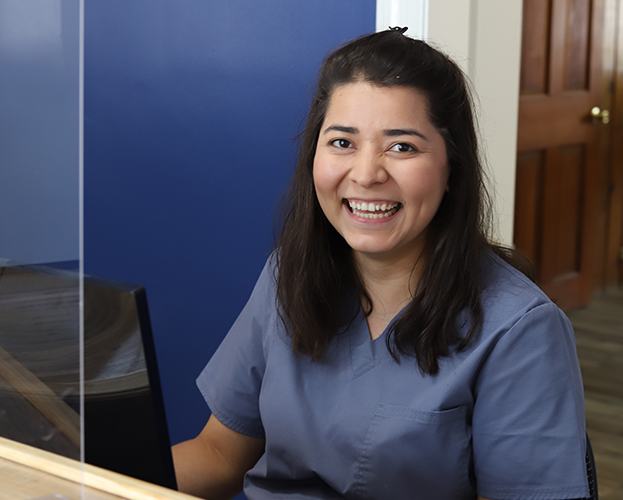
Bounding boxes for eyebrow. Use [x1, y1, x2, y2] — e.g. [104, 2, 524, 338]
[384, 128, 429, 141]
[323, 125, 358, 135]
[322, 124, 429, 141]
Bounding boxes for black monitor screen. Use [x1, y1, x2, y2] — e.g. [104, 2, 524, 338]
[0, 265, 177, 490]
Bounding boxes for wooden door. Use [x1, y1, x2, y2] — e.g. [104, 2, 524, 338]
[514, 0, 613, 309]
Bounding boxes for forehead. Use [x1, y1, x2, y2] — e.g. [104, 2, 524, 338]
[323, 82, 432, 127]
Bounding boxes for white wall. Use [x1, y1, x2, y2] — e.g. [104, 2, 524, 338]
[376, 0, 523, 246]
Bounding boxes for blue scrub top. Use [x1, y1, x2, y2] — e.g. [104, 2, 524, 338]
[197, 253, 589, 500]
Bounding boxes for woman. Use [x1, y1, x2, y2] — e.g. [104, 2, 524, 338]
[173, 28, 590, 500]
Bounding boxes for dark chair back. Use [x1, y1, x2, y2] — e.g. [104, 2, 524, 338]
[586, 433, 598, 500]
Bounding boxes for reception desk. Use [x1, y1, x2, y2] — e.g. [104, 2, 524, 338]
[0, 436, 197, 500]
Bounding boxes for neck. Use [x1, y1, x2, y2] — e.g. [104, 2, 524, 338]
[354, 249, 424, 318]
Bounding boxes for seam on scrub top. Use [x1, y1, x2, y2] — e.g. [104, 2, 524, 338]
[352, 410, 384, 499]
[207, 400, 265, 439]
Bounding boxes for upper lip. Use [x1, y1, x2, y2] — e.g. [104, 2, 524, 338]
[344, 197, 401, 204]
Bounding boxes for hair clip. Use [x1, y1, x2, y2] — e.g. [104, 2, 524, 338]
[388, 26, 408, 34]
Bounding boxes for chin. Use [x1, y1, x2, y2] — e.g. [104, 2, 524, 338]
[344, 238, 396, 256]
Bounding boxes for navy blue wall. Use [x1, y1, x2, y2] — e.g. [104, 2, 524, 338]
[85, 0, 375, 444]
[0, 0, 79, 265]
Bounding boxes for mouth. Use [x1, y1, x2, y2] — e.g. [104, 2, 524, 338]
[342, 198, 403, 220]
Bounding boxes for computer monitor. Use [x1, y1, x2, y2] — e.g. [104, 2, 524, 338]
[0, 264, 177, 490]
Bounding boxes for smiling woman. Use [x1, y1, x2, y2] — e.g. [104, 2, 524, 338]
[173, 29, 591, 500]
[313, 83, 449, 286]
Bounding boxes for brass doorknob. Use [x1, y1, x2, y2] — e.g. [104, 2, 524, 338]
[591, 106, 610, 124]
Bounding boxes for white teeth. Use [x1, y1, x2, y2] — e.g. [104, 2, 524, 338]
[351, 206, 399, 219]
[347, 200, 399, 212]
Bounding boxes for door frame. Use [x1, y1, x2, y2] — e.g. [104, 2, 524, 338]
[605, 0, 623, 287]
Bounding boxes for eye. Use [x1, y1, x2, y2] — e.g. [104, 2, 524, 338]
[330, 138, 353, 149]
[389, 142, 417, 153]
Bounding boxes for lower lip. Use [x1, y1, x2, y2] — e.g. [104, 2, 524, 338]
[343, 204, 401, 224]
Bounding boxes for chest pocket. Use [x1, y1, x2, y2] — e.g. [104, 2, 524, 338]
[352, 404, 473, 500]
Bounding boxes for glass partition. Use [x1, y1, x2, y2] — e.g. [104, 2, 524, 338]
[0, 0, 81, 460]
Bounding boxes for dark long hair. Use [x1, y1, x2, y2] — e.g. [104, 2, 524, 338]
[275, 28, 509, 374]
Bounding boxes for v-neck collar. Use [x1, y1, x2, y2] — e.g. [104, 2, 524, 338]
[348, 303, 408, 378]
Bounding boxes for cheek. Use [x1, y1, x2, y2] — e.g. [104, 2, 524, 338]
[402, 168, 448, 203]
[313, 155, 343, 198]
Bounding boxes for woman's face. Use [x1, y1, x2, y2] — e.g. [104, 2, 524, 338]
[313, 82, 449, 264]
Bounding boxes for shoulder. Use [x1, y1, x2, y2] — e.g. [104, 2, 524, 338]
[219, 251, 282, 356]
[480, 250, 553, 320]
[240, 251, 280, 320]
[244, 251, 292, 347]
[251, 251, 279, 302]
[473, 251, 573, 348]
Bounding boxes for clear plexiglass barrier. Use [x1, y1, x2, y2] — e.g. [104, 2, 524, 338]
[0, 0, 82, 461]
[0, 265, 81, 459]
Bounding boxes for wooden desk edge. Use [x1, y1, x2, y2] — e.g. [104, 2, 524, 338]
[0, 436, 198, 500]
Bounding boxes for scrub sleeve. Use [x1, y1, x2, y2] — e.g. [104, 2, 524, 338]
[473, 302, 589, 499]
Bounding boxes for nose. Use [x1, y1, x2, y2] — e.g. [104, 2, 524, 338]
[349, 148, 388, 187]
